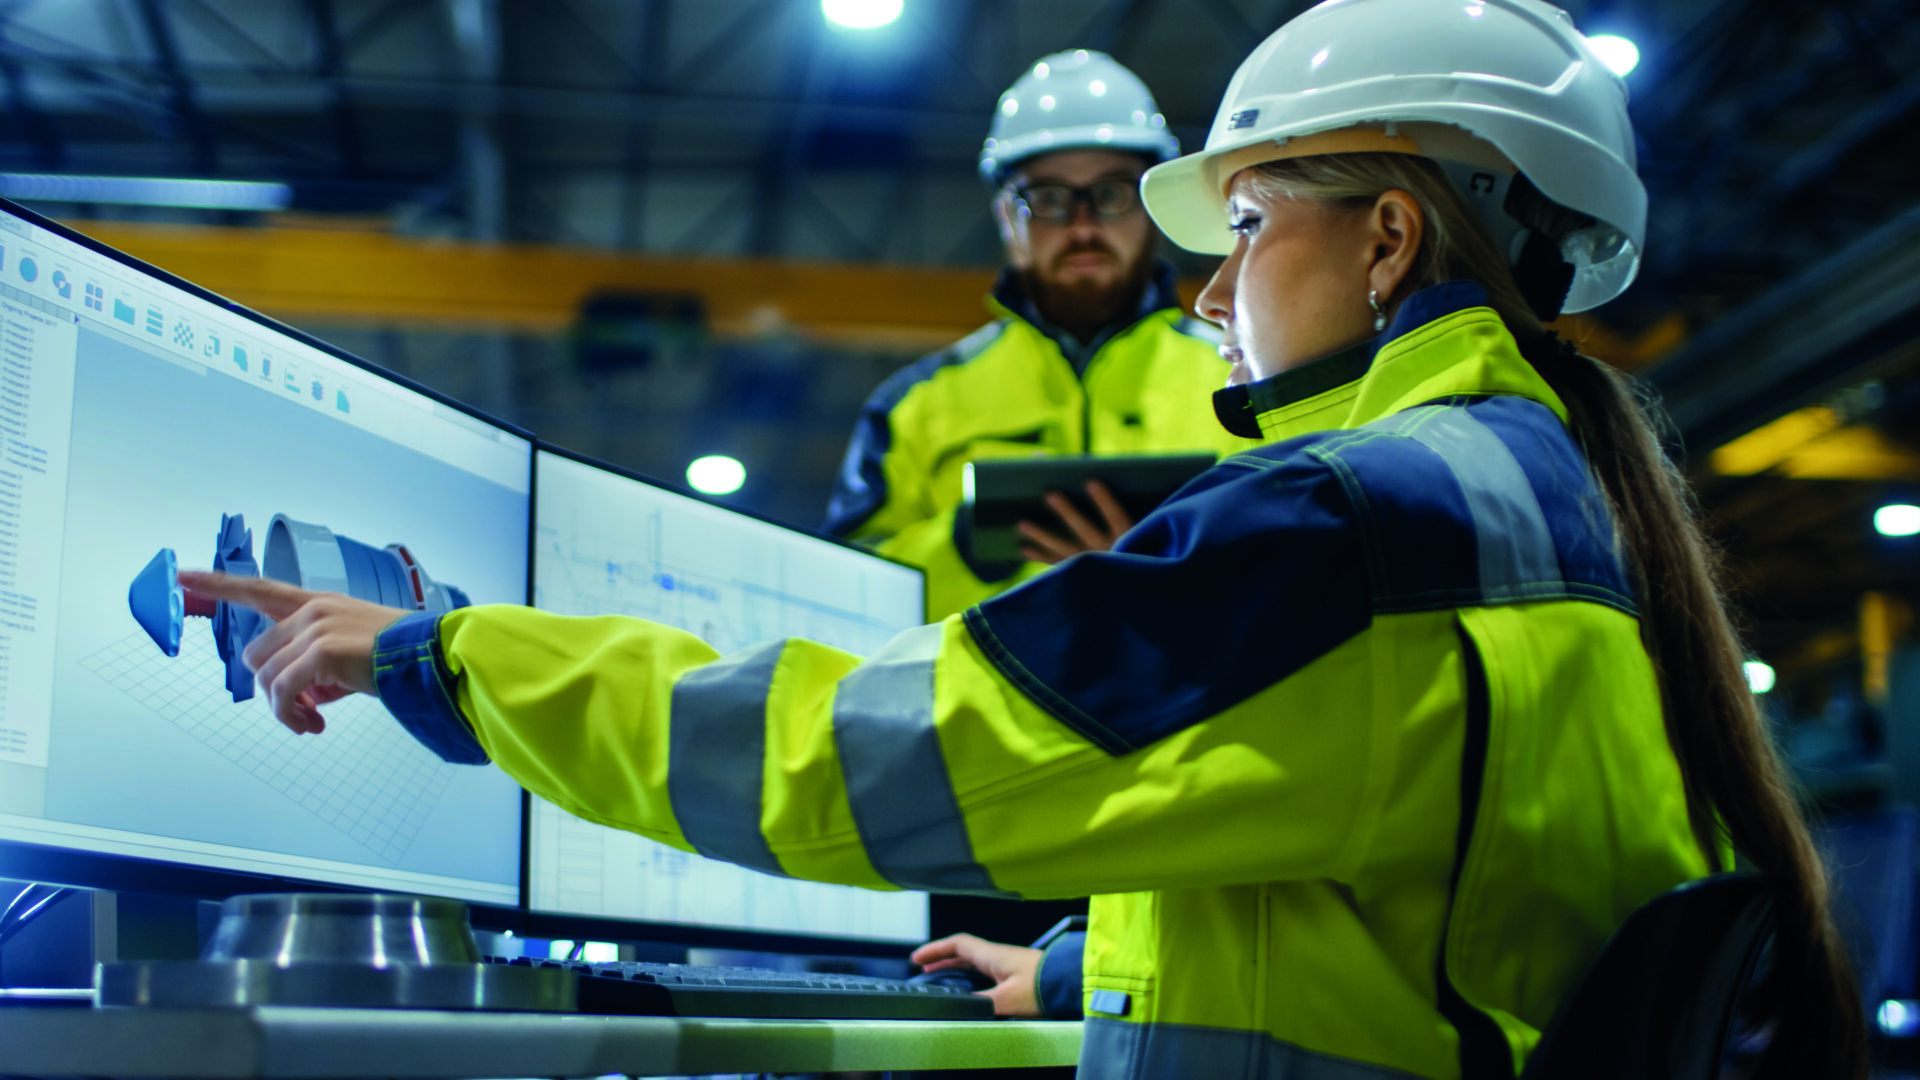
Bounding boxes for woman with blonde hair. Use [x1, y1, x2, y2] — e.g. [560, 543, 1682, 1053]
[189, 1, 1866, 1075]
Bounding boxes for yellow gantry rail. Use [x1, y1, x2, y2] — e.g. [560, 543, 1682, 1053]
[64, 220, 999, 349]
[63, 220, 1685, 368]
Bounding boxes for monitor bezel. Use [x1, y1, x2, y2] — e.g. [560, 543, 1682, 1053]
[525, 442, 930, 958]
[0, 195, 536, 919]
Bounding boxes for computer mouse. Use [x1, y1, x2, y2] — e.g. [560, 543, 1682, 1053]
[909, 966, 996, 993]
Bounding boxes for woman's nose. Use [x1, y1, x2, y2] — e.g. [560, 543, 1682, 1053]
[1196, 259, 1234, 327]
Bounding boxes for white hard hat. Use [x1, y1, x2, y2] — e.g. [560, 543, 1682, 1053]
[979, 49, 1181, 186]
[1141, 0, 1644, 314]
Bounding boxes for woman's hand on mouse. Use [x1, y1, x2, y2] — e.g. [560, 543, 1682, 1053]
[910, 933, 1044, 1017]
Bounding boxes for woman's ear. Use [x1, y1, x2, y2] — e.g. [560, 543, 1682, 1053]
[1366, 190, 1425, 306]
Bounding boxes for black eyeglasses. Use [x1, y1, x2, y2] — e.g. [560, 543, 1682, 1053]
[1009, 178, 1143, 224]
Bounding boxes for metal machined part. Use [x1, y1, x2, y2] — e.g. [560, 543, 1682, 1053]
[96, 893, 574, 1013]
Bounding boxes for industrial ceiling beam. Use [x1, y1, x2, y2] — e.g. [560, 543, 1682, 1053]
[134, 0, 218, 174]
[0, 19, 66, 170]
[1649, 200, 1920, 456]
[307, 0, 365, 178]
[1697, 64, 1920, 257]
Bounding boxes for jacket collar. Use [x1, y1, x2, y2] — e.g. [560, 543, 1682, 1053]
[988, 259, 1183, 375]
[1211, 280, 1567, 442]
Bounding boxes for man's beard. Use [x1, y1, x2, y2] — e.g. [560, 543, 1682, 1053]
[1024, 238, 1156, 346]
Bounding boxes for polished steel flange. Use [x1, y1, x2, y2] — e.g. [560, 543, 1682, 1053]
[97, 893, 573, 1012]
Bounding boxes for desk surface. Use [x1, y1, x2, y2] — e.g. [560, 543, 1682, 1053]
[0, 1005, 1083, 1078]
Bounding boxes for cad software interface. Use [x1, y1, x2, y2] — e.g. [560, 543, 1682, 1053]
[532, 450, 930, 943]
[0, 205, 528, 904]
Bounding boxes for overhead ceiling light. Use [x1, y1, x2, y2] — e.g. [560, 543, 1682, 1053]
[822, 0, 902, 30]
[687, 455, 746, 496]
[0, 173, 292, 211]
[1743, 661, 1776, 695]
[1876, 503, 1920, 537]
[1586, 34, 1640, 77]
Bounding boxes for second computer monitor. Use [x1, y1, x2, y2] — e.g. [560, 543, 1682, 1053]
[531, 448, 929, 945]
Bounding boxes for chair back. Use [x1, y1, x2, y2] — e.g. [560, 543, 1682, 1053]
[1520, 873, 1773, 1080]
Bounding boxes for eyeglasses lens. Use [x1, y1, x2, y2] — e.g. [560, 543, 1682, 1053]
[1019, 180, 1139, 224]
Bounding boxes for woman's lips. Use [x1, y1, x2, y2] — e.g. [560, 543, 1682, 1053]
[1221, 345, 1252, 387]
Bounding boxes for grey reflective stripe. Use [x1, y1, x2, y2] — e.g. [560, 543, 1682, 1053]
[1081, 1019, 1426, 1080]
[832, 623, 1011, 896]
[1398, 406, 1562, 600]
[666, 641, 786, 877]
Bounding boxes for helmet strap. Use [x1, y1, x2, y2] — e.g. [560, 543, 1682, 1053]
[1511, 229, 1577, 323]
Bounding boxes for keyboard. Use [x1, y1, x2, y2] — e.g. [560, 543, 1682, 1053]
[489, 956, 994, 1020]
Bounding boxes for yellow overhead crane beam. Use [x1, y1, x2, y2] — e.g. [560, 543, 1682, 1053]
[62, 220, 1683, 367]
[63, 220, 999, 349]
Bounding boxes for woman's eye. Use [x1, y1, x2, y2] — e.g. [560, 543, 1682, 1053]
[1228, 215, 1260, 237]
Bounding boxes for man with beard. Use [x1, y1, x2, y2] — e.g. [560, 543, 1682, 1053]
[825, 50, 1255, 621]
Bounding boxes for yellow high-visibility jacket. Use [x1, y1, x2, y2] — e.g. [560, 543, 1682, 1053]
[376, 281, 1709, 1079]
[823, 262, 1258, 620]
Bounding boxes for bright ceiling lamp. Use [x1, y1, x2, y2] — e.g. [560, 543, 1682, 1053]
[823, 0, 902, 29]
[0, 173, 292, 211]
[1743, 661, 1776, 695]
[687, 455, 746, 496]
[1586, 34, 1641, 77]
[1876, 503, 1920, 537]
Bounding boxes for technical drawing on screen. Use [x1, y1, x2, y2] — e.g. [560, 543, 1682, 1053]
[0, 199, 529, 905]
[532, 449, 930, 944]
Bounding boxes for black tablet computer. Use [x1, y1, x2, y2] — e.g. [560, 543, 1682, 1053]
[962, 453, 1219, 562]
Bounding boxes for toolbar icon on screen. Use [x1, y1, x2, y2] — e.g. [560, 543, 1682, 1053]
[113, 298, 135, 324]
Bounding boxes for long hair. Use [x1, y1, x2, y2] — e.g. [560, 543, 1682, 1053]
[1242, 153, 1867, 1079]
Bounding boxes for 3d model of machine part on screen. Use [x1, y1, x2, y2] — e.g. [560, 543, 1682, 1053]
[126, 514, 470, 701]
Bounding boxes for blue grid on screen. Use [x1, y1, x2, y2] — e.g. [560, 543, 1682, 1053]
[79, 628, 453, 865]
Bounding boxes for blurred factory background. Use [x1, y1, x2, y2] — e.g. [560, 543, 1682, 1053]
[4, 0, 1920, 997]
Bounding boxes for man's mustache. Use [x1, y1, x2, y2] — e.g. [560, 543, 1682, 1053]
[1052, 241, 1116, 268]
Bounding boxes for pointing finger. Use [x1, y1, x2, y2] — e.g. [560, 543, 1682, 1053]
[242, 601, 313, 673]
[177, 570, 317, 622]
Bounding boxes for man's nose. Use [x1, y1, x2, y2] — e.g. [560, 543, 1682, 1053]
[1064, 199, 1103, 235]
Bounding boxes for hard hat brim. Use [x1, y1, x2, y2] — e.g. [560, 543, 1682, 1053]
[982, 126, 1181, 186]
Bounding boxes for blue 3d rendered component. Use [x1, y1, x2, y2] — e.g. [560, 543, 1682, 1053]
[129, 514, 471, 702]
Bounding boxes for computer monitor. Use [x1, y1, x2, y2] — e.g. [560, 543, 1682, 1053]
[530, 447, 930, 949]
[0, 197, 529, 908]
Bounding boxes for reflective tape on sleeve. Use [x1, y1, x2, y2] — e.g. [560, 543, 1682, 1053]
[832, 623, 1013, 896]
[1399, 406, 1562, 600]
[666, 640, 787, 878]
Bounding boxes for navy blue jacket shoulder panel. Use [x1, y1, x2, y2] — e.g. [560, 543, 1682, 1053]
[964, 395, 1634, 754]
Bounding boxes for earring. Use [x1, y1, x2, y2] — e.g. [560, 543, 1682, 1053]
[1369, 290, 1387, 333]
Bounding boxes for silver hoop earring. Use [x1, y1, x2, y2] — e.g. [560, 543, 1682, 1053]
[1369, 289, 1387, 333]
